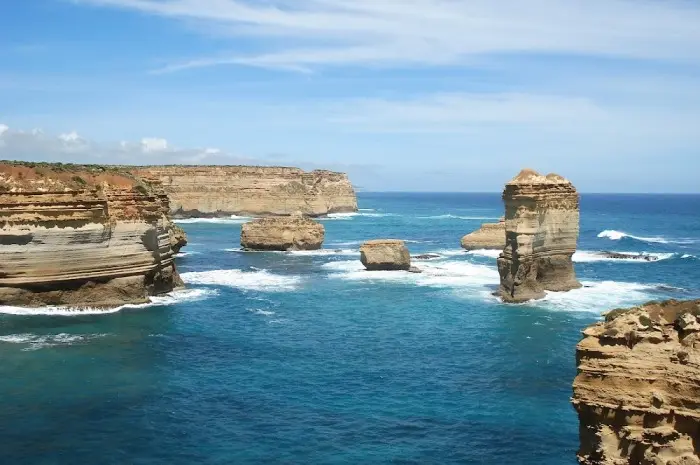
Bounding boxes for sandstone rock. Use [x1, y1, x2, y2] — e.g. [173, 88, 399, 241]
[169, 223, 188, 254]
[360, 240, 411, 271]
[461, 217, 505, 250]
[132, 166, 358, 217]
[497, 169, 581, 302]
[240, 216, 324, 251]
[0, 162, 183, 308]
[572, 299, 700, 465]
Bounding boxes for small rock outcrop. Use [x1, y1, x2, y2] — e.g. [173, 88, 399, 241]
[461, 217, 505, 250]
[240, 215, 325, 251]
[132, 166, 358, 217]
[597, 251, 660, 262]
[0, 162, 183, 308]
[169, 224, 188, 254]
[497, 169, 581, 302]
[572, 299, 700, 465]
[360, 240, 411, 271]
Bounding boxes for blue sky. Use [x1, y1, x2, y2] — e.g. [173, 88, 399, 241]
[1, 0, 699, 192]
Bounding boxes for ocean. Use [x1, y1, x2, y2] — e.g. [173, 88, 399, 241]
[1, 193, 699, 464]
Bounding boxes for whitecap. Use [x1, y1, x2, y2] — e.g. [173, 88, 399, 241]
[225, 247, 358, 256]
[572, 251, 675, 263]
[597, 230, 694, 245]
[418, 214, 500, 220]
[0, 333, 108, 351]
[174, 215, 251, 225]
[531, 281, 657, 313]
[0, 288, 217, 316]
[249, 308, 276, 316]
[175, 251, 200, 257]
[319, 212, 394, 220]
[466, 249, 501, 259]
[181, 269, 302, 292]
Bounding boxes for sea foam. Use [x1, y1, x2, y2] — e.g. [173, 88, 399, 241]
[597, 229, 694, 245]
[468, 249, 677, 263]
[181, 269, 302, 291]
[0, 288, 217, 316]
[0, 333, 109, 351]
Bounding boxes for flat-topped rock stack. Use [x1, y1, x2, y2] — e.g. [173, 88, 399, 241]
[0, 162, 183, 308]
[461, 217, 505, 251]
[360, 240, 412, 271]
[241, 213, 325, 251]
[132, 165, 358, 218]
[572, 299, 700, 465]
[497, 169, 581, 302]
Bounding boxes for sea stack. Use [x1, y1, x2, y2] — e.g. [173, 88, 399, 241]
[240, 214, 325, 251]
[572, 299, 700, 465]
[497, 169, 581, 302]
[360, 240, 411, 271]
[0, 162, 183, 308]
[461, 217, 506, 251]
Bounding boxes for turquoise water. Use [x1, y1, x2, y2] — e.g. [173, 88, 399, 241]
[1, 193, 699, 464]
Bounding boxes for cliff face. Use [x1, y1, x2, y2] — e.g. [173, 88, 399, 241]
[573, 299, 700, 465]
[132, 166, 358, 217]
[0, 162, 183, 308]
[497, 169, 581, 302]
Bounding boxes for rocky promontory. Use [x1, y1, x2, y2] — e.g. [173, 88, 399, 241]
[240, 214, 325, 251]
[573, 299, 700, 465]
[497, 169, 581, 302]
[461, 217, 505, 250]
[132, 166, 358, 218]
[360, 240, 412, 271]
[0, 162, 183, 308]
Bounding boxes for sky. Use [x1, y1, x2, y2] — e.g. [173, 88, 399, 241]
[1, 0, 699, 192]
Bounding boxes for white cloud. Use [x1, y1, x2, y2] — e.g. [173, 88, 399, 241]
[0, 124, 256, 165]
[140, 137, 169, 152]
[79, 0, 700, 72]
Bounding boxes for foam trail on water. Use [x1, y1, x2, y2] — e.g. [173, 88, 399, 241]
[0, 288, 217, 316]
[466, 249, 501, 258]
[0, 333, 109, 351]
[225, 248, 358, 256]
[573, 251, 675, 263]
[319, 212, 394, 221]
[532, 281, 657, 313]
[181, 269, 302, 292]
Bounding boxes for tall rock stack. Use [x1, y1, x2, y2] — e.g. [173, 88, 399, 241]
[497, 169, 581, 302]
[572, 299, 700, 465]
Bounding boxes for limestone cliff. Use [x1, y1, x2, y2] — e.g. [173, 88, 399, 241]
[497, 169, 581, 302]
[572, 299, 700, 465]
[0, 162, 183, 308]
[132, 166, 358, 217]
[461, 217, 505, 251]
[241, 214, 325, 251]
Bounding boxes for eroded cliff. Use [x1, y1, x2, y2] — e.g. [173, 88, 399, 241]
[497, 169, 581, 302]
[573, 299, 700, 465]
[0, 162, 183, 308]
[132, 166, 358, 217]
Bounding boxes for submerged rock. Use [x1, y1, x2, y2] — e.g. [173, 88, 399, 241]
[413, 253, 442, 260]
[573, 299, 700, 465]
[460, 217, 505, 250]
[360, 240, 411, 271]
[240, 215, 325, 251]
[497, 169, 581, 302]
[598, 251, 659, 261]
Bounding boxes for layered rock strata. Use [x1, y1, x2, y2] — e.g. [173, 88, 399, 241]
[132, 166, 358, 217]
[240, 214, 324, 251]
[572, 299, 700, 465]
[461, 217, 506, 250]
[360, 240, 411, 271]
[0, 162, 183, 308]
[497, 169, 581, 302]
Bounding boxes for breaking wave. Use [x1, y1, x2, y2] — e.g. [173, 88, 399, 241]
[419, 214, 500, 220]
[174, 215, 251, 225]
[0, 288, 216, 316]
[468, 249, 681, 263]
[531, 281, 657, 314]
[597, 230, 694, 245]
[181, 269, 302, 292]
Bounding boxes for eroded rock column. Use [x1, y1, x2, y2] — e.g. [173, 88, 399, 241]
[497, 169, 581, 302]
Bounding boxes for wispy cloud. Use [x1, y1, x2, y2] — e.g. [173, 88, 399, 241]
[79, 0, 700, 72]
[0, 124, 256, 165]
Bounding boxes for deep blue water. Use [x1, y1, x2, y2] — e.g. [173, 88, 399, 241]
[1, 193, 699, 465]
